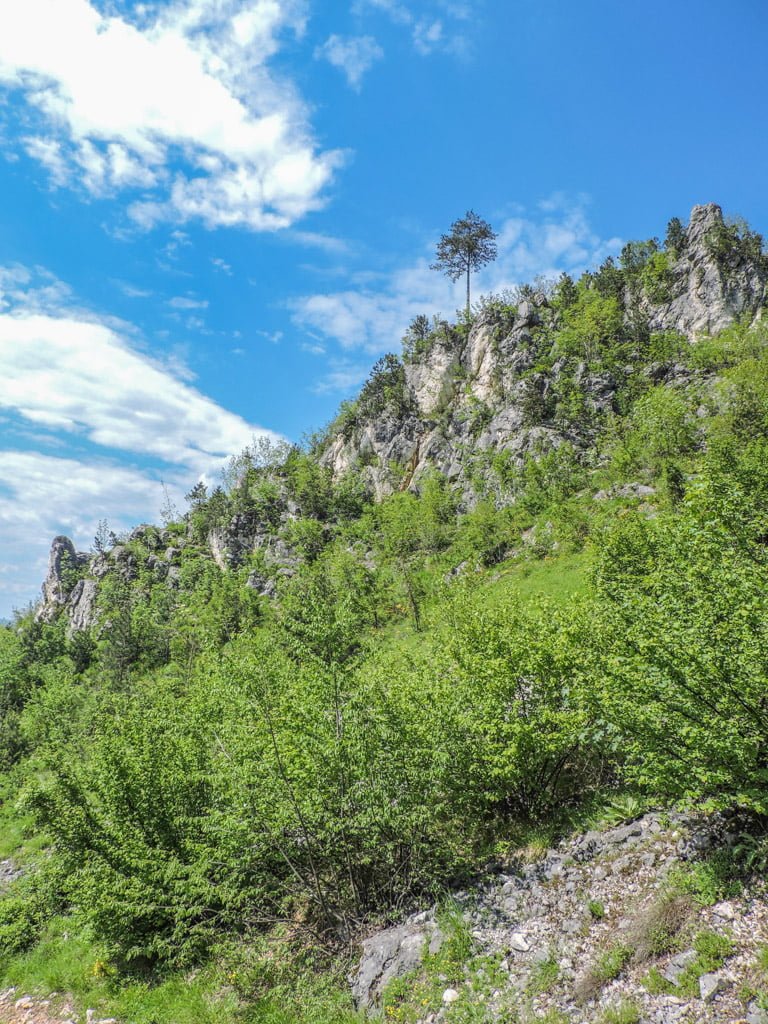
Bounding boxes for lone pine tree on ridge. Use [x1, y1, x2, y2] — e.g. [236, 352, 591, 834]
[431, 210, 498, 315]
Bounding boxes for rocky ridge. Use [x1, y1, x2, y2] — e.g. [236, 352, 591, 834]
[322, 204, 766, 502]
[352, 811, 768, 1023]
[31, 203, 767, 631]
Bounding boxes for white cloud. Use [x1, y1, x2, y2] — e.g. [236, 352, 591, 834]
[113, 280, 153, 299]
[312, 358, 371, 395]
[288, 230, 352, 254]
[168, 295, 209, 310]
[301, 341, 326, 355]
[412, 19, 443, 54]
[0, 263, 285, 616]
[211, 256, 233, 275]
[315, 34, 384, 90]
[255, 329, 283, 344]
[354, 0, 474, 56]
[291, 197, 623, 361]
[0, 0, 344, 230]
[0, 450, 185, 618]
[0, 313, 275, 473]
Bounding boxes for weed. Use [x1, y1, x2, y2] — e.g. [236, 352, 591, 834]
[598, 999, 641, 1024]
[527, 953, 559, 995]
[668, 852, 742, 907]
[626, 892, 692, 962]
[642, 966, 672, 995]
[588, 900, 606, 921]
[676, 929, 735, 997]
[574, 944, 632, 1002]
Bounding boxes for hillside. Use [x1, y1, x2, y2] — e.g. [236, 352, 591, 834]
[1, 202, 768, 1024]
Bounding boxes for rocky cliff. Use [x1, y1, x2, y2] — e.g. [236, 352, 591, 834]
[322, 204, 766, 502]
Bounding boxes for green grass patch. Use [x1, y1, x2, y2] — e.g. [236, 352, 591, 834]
[575, 944, 632, 1003]
[676, 929, 735, 997]
[0, 915, 365, 1024]
[479, 551, 589, 609]
[588, 900, 606, 921]
[527, 953, 560, 994]
[668, 852, 742, 907]
[641, 966, 672, 995]
[597, 1000, 641, 1024]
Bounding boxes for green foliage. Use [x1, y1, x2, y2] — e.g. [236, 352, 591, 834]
[416, 593, 599, 818]
[284, 449, 334, 520]
[557, 288, 625, 365]
[641, 251, 675, 303]
[589, 256, 624, 301]
[705, 216, 768, 272]
[675, 929, 735, 996]
[714, 349, 768, 441]
[610, 384, 696, 475]
[431, 210, 498, 312]
[664, 216, 686, 255]
[620, 238, 659, 276]
[401, 313, 434, 361]
[666, 852, 742, 906]
[283, 517, 326, 563]
[497, 442, 587, 515]
[357, 354, 410, 421]
[0, 628, 32, 768]
[591, 442, 768, 812]
[6, 229, 768, 1020]
[0, 860, 67, 960]
[23, 679, 223, 967]
[687, 317, 768, 372]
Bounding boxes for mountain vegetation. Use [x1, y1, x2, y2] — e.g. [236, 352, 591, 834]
[1, 203, 768, 1023]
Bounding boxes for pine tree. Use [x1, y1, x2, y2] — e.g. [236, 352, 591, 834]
[431, 210, 498, 314]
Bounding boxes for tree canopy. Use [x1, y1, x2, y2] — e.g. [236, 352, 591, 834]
[431, 209, 498, 313]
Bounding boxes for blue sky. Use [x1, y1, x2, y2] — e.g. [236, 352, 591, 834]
[0, 0, 766, 616]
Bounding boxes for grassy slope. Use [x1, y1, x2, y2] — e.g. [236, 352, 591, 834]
[0, 547, 591, 1024]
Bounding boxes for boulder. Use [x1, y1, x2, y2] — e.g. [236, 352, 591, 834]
[351, 916, 442, 1009]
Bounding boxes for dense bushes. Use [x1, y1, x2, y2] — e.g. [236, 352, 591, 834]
[590, 440, 768, 812]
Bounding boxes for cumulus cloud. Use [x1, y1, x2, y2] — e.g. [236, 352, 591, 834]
[0, 450, 184, 618]
[315, 34, 384, 90]
[168, 295, 209, 310]
[0, 312, 277, 474]
[0, 0, 344, 230]
[291, 196, 622, 360]
[0, 263, 282, 616]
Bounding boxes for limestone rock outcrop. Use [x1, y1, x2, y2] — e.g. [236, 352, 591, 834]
[321, 204, 766, 503]
[35, 536, 89, 623]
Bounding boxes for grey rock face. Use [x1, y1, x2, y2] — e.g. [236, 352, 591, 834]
[663, 949, 697, 986]
[0, 859, 22, 890]
[67, 578, 99, 633]
[747, 1000, 768, 1024]
[645, 203, 766, 339]
[351, 915, 442, 1009]
[699, 972, 721, 1001]
[36, 536, 88, 623]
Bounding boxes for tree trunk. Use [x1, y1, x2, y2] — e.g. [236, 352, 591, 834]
[466, 264, 471, 316]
